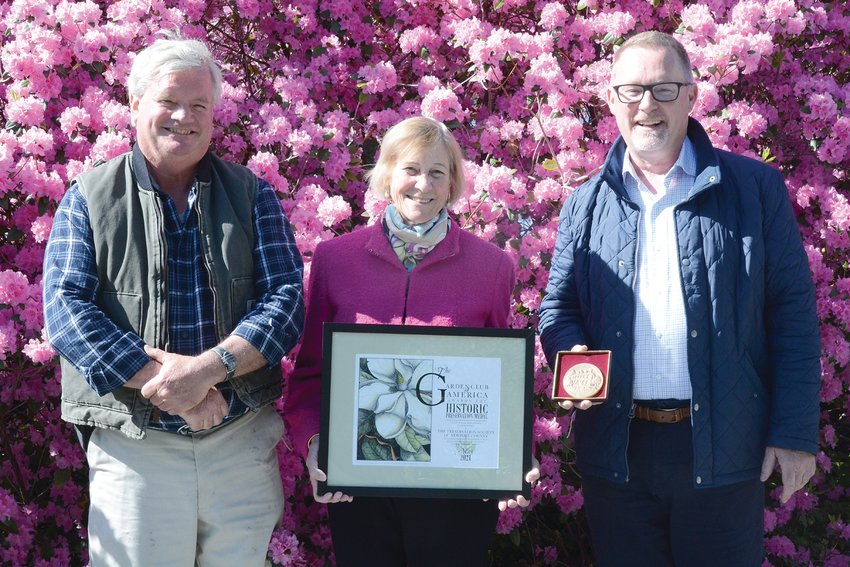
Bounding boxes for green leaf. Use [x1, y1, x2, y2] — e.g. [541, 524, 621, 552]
[541, 158, 559, 171]
[400, 446, 431, 461]
[601, 33, 618, 45]
[577, 0, 587, 10]
[358, 410, 374, 436]
[358, 91, 368, 104]
[420, 46, 430, 59]
[494, 0, 505, 9]
[360, 436, 391, 461]
[395, 426, 421, 453]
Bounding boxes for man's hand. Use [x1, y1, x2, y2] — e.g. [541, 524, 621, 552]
[178, 388, 228, 431]
[123, 358, 161, 390]
[498, 456, 540, 511]
[305, 438, 353, 504]
[558, 345, 594, 411]
[760, 446, 816, 504]
[140, 346, 221, 414]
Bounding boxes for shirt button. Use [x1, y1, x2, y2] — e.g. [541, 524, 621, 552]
[708, 176, 716, 182]
[656, 332, 663, 339]
[615, 403, 622, 409]
[618, 260, 625, 267]
[693, 403, 700, 412]
[696, 476, 702, 484]
[690, 330, 698, 338]
[616, 331, 623, 338]
[656, 373, 662, 380]
[682, 258, 690, 266]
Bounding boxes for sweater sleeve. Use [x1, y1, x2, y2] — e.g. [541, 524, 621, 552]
[283, 243, 332, 460]
[487, 250, 515, 329]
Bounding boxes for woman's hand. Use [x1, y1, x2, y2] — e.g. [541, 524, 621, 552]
[306, 437, 354, 504]
[497, 456, 540, 511]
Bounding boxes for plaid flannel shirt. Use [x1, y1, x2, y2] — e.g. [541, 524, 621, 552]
[44, 176, 304, 433]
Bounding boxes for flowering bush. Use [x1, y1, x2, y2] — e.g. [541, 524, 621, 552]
[0, 0, 848, 565]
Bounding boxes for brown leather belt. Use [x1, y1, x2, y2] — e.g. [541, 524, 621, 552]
[633, 405, 691, 424]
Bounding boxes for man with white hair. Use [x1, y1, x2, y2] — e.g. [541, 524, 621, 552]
[539, 31, 820, 565]
[43, 37, 304, 566]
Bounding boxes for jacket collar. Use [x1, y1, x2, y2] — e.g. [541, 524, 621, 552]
[366, 214, 461, 269]
[600, 117, 722, 201]
[131, 143, 213, 192]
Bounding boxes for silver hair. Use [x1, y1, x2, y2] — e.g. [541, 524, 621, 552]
[613, 31, 694, 82]
[127, 37, 223, 105]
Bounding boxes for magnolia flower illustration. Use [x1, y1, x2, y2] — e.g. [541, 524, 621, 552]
[359, 358, 433, 441]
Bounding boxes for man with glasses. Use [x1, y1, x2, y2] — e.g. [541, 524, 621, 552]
[539, 31, 820, 565]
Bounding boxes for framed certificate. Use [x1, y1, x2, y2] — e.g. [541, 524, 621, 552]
[318, 323, 534, 499]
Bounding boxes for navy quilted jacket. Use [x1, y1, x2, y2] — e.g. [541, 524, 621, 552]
[538, 118, 821, 487]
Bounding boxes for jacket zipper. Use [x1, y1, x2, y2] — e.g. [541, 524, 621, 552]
[623, 206, 642, 483]
[151, 192, 169, 349]
[195, 184, 220, 342]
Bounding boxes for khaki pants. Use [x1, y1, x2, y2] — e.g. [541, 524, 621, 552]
[86, 406, 284, 567]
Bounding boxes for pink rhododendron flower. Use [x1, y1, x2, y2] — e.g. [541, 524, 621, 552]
[539, 3, 568, 30]
[316, 195, 352, 227]
[6, 96, 46, 127]
[23, 338, 55, 364]
[0, 270, 29, 305]
[358, 61, 398, 95]
[765, 535, 796, 558]
[399, 25, 440, 55]
[89, 130, 131, 164]
[420, 87, 465, 122]
[18, 127, 54, 157]
[287, 129, 314, 157]
[58, 107, 92, 138]
[268, 529, 305, 566]
[30, 215, 53, 244]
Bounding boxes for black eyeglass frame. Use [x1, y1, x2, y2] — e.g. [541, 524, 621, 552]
[611, 82, 694, 103]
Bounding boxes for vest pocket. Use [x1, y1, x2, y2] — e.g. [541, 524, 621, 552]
[230, 276, 255, 323]
[97, 291, 143, 334]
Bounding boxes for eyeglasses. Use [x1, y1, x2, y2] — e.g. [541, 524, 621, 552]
[611, 82, 693, 103]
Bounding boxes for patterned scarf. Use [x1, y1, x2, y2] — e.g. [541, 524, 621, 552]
[384, 204, 450, 272]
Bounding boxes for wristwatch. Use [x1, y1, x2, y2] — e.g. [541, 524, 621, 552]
[211, 346, 237, 381]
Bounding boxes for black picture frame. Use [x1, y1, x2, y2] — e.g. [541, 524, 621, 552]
[318, 323, 534, 500]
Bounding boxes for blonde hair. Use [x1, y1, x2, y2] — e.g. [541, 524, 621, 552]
[128, 37, 223, 105]
[366, 116, 466, 204]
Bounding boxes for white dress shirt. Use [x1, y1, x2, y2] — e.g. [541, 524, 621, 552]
[624, 138, 696, 401]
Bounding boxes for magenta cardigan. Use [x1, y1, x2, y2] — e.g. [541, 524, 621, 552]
[283, 219, 516, 457]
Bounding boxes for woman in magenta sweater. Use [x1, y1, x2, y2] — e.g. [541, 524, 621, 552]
[284, 116, 535, 566]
